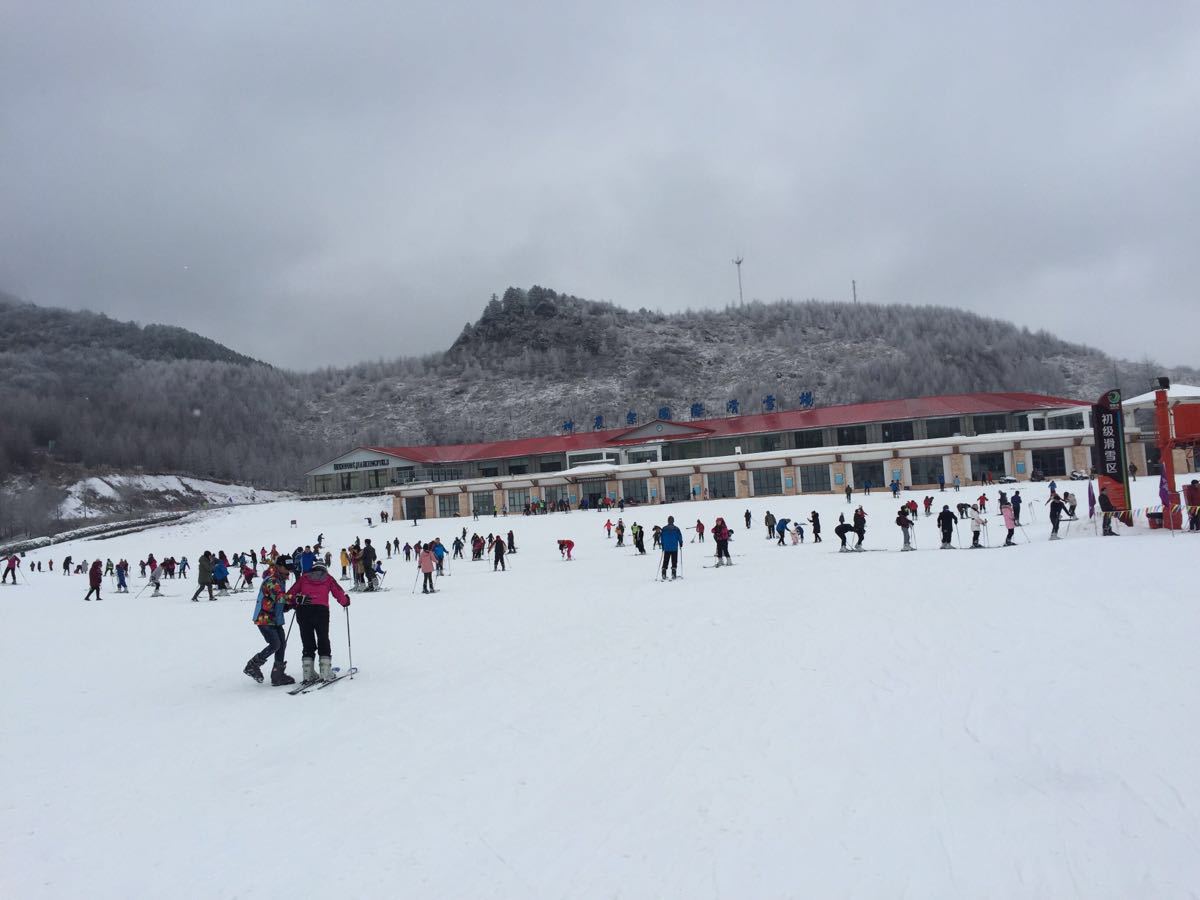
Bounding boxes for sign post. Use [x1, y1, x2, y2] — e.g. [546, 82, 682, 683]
[1091, 389, 1133, 526]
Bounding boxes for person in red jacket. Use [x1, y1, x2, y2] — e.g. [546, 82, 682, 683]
[694, 519, 705, 542]
[84, 559, 103, 601]
[2, 554, 19, 584]
[285, 561, 350, 683]
[557, 539, 575, 560]
[1184, 479, 1200, 532]
[711, 517, 733, 566]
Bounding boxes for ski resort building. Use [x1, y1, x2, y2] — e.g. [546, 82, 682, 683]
[302, 391, 1158, 519]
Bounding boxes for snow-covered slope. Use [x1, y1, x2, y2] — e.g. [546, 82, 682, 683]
[57, 474, 293, 519]
[3, 479, 1197, 898]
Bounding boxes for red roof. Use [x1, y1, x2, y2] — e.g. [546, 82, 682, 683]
[369, 391, 1083, 465]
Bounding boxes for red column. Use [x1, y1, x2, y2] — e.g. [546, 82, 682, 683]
[1154, 389, 1183, 529]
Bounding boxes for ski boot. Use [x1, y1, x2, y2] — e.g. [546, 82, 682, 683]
[301, 657, 319, 684]
[270, 660, 296, 686]
[243, 656, 265, 683]
[319, 656, 334, 681]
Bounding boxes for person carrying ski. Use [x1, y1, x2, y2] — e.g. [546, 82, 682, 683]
[659, 516, 683, 579]
[286, 561, 350, 683]
[896, 507, 913, 551]
[712, 517, 733, 566]
[418, 545, 436, 592]
[191, 551, 215, 602]
[969, 505, 987, 547]
[84, 560, 103, 601]
[852, 507, 867, 550]
[558, 539, 575, 560]
[1000, 501, 1017, 546]
[243, 556, 297, 686]
[808, 511, 821, 542]
[775, 517, 791, 546]
[937, 505, 958, 548]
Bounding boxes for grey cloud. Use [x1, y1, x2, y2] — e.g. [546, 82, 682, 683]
[1, 1, 1197, 368]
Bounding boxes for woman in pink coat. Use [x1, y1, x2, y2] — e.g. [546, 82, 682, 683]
[285, 561, 350, 683]
[1000, 502, 1017, 546]
[418, 545, 436, 594]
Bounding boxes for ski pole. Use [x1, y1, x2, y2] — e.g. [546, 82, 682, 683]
[983, 523, 992, 548]
[344, 604, 354, 678]
[654, 551, 664, 582]
[410, 568, 421, 595]
[954, 522, 962, 548]
[284, 608, 295, 648]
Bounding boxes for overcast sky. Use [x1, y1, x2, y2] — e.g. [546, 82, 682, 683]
[2, 1, 1197, 369]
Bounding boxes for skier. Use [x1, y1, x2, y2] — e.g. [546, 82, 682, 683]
[1048, 493, 1066, 540]
[632, 523, 646, 555]
[977, 493, 988, 513]
[659, 516, 683, 580]
[212, 556, 230, 593]
[834, 519, 854, 552]
[2, 554, 18, 584]
[84, 559, 103, 601]
[775, 517, 791, 546]
[243, 556, 297, 686]
[149, 563, 164, 597]
[896, 506, 914, 550]
[844, 483, 852, 504]
[953, 475, 961, 492]
[190, 551, 216, 602]
[402, 543, 412, 563]
[452, 537, 464, 559]
[604, 519, 614, 539]
[1063, 491, 1078, 519]
[694, 519, 705, 543]
[712, 517, 733, 566]
[178, 556, 189, 578]
[493, 534, 507, 571]
[764, 511, 776, 539]
[1098, 487, 1118, 536]
[506, 530, 516, 553]
[969, 505, 987, 548]
[361, 539, 378, 590]
[938, 472, 945, 492]
[652, 525, 662, 548]
[923, 496, 934, 517]
[891, 479, 900, 499]
[1000, 500, 1017, 546]
[937, 505, 958, 548]
[558, 539, 575, 560]
[808, 511, 822, 543]
[285, 561, 350, 683]
[1011, 491, 1023, 524]
[852, 507, 867, 550]
[418, 544, 436, 592]
[240, 561, 257, 591]
[743, 509, 752, 530]
[116, 559, 129, 592]
[432, 539, 445, 574]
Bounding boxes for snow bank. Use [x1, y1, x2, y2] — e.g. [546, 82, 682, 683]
[3, 480, 1197, 898]
[57, 474, 292, 519]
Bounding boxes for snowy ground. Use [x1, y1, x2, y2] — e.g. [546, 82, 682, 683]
[2, 479, 1197, 899]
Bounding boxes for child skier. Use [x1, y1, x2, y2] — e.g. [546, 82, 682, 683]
[243, 556, 297, 686]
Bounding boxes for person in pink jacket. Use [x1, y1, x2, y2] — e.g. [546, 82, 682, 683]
[418, 544, 436, 594]
[285, 561, 350, 683]
[1000, 501, 1017, 546]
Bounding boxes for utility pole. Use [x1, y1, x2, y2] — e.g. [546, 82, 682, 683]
[733, 256, 744, 307]
[852, 280, 857, 304]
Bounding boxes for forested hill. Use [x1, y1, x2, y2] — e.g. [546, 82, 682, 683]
[2, 287, 1197, 511]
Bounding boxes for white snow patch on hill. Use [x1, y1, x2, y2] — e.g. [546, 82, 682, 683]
[58, 474, 293, 518]
[4, 478, 1198, 898]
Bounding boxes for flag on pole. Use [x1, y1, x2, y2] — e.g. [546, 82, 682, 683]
[1087, 480, 1096, 519]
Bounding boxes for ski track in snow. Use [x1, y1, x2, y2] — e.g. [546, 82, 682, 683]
[2, 482, 1199, 898]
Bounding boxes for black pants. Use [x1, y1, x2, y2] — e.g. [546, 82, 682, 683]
[1, 568, 15, 583]
[661, 550, 678, 576]
[715, 540, 731, 561]
[494, 553, 505, 571]
[1050, 515, 1060, 535]
[971, 530, 981, 546]
[422, 572, 434, 592]
[1006, 528, 1015, 543]
[941, 527, 953, 545]
[84, 585, 101, 600]
[255, 624, 286, 665]
[812, 529, 821, 542]
[191, 582, 214, 601]
[296, 604, 331, 659]
[854, 528, 864, 547]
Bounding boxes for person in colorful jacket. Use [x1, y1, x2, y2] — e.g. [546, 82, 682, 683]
[243, 556, 297, 686]
[286, 561, 351, 683]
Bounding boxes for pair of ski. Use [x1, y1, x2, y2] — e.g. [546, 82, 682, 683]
[287, 667, 358, 695]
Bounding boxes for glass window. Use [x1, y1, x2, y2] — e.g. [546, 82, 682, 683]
[755, 434, 784, 452]
[794, 429, 824, 449]
[970, 452, 1006, 480]
[880, 421, 914, 443]
[909, 456, 944, 485]
[973, 414, 1008, 435]
[662, 441, 704, 461]
[797, 464, 831, 493]
[707, 471, 736, 498]
[544, 485, 571, 505]
[1031, 448, 1067, 477]
[851, 461, 885, 488]
[752, 468, 783, 496]
[709, 438, 740, 457]
[437, 494, 460, 518]
[507, 488, 530, 508]
[1048, 413, 1084, 430]
[663, 474, 691, 502]
[470, 491, 495, 515]
[539, 460, 563, 472]
[508, 464, 528, 475]
[621, 478, 649, 502]
[578, 480, 607, 506]
[926, 418, 960, 439]
[837, 425, 868, 445]
[1032, 419, 1046, 431]
[480, 466, 499, 478]
[625, 449, 660, 465]
[339, 473, 353, 492]
[404, 497, 425, 520]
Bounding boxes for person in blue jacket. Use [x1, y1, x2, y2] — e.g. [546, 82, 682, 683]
[775, 517, 791, 545]
[300, 546, 317, 573]
[659, 516, 683, 580]
[432, 539, 446, 574]
[212, 557, 230, 593]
